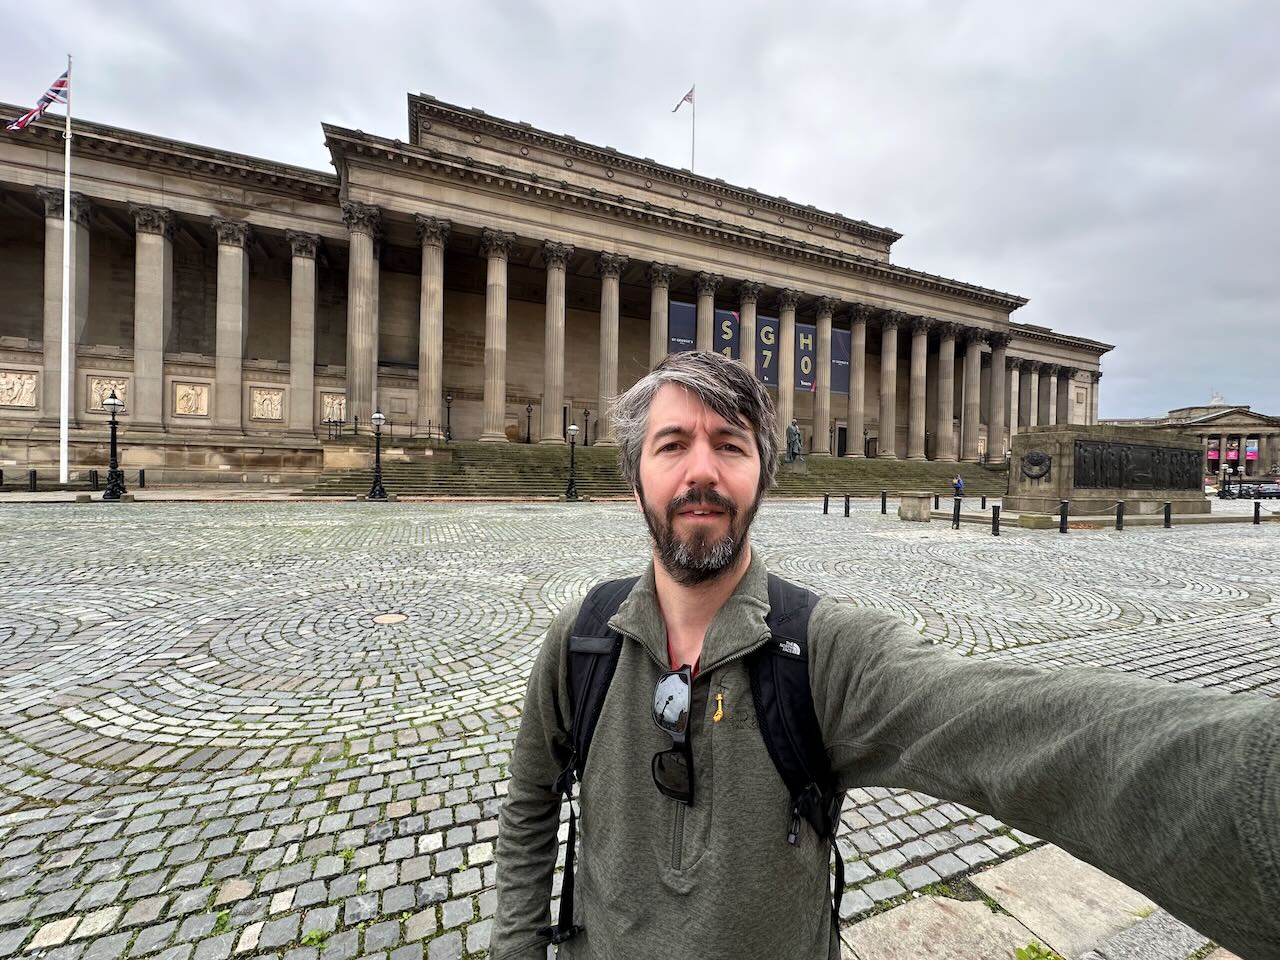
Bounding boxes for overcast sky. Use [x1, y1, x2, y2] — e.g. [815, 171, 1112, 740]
[5, 0, 1276, 418]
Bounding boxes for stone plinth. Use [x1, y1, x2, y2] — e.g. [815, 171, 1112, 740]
[1004, 425, 1210, 516]
[898, 490, 933, 522]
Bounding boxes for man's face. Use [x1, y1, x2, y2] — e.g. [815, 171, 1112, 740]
[635, 384, 763, 585]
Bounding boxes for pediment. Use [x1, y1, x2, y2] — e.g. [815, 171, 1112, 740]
[1186, 408, 1279, 428]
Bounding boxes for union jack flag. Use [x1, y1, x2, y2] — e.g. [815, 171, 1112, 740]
[672, 85, 694, 113]
[6, 70, 70, 131]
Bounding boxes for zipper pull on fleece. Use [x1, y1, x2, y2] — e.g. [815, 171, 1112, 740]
[787, 803, 802, 846]
[713, 692, 724, 723]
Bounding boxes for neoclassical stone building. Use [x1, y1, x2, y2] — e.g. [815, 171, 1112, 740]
[1104, 396, 1280, 480]
[0, 93, 1111, 481]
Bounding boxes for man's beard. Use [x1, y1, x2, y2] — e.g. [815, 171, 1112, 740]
[641, 486, 760, 586]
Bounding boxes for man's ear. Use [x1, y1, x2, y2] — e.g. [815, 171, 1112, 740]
[633, 488, 643, 512]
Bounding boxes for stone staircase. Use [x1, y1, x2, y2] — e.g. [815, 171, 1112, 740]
[300, 440, 1009, 499]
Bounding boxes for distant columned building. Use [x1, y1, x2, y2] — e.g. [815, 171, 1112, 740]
[1103, 394, 1280, 478]
[0, 93, 1111, 480]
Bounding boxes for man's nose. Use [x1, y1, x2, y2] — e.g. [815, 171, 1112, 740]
[683, 438, 720, 487]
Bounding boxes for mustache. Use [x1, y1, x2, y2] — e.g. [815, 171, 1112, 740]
[666, 488, 738, 521]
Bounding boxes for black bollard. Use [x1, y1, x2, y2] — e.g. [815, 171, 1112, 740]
[89, 469, 100, 491]
[881, 491, 887, 515]
[1059, 501, 1069, 534]
[933, 494, 939, 510]
[991, 505, 1001, 536]
[138, 468, 146, 489]
[823, 494, 829, 515]
[28, 469, 37, 492]
[1116, 501, 1125, 532]
[981, 496, 987, 510]
[1255, 502, 1261, 525]
[951, 497, 961, 530]
[844, 495, 850, 518]
[1163, 502, 1172, 528]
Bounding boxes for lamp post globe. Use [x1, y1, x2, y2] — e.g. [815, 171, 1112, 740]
[102, 389, 127, 501]
[444, 394, 453, 442]
[526, 403, 533, 444]
[582, 408, 591, 447]
[368, 408, 388, 501]
[565, 423, 580, 501]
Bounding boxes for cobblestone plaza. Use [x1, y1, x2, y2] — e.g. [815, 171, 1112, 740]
[0, 501, 1277, 959]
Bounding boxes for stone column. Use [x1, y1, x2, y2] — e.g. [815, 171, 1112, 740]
[934, 322, 957, 462]
[846, 305, 869, 457]
[737, 281, 762, 375]
[694, 272, 721, 351]
[648, 264, 674, 369]
[1027, 362, 1041, 427]
[907, 316, 930, 460]
[539, 241, 574, 444]
[1057, 368, 1075, 425]
[130, 206, 174, 432]
[1218, 433, 1229, 478]
[1008, 359, 1022, 443]
[341, 201, 380, 428]
[286, 230, 320, 435]
[212, 217, 251, 433]
[776, 289, 800, 448]
[479, 229, 514, 441]
[1045, 365, 1059, 426]
[812, 297, 835, 456]
[960, 328, 985, 462]
[988, 334, 1009, 458]
[596, 252, 627, 446]
[37, 189, 91, 425]
[878, 310, 901, 459]
[1091, 371, 1102, 424]
[412, 216, 449, 438]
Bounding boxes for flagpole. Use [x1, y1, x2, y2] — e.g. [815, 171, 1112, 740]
[690, 85, 696, 173]
[58, 53, 72, 484]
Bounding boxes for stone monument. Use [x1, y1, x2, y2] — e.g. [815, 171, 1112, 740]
[1004, 425, 1209, 517]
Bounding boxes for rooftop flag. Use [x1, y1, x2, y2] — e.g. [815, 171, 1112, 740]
[672, 85, 694, 113]
[6, 70, 70, 131]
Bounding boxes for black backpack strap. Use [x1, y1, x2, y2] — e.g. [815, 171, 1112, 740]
[537, 576, 638, 946]
[748, 573, 846, 924]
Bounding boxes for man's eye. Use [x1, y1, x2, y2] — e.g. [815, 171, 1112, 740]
[721, 444, 744, 454]
[659, 442, 682, 452]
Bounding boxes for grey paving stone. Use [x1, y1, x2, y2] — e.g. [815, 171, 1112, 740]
[129, 920, 179, 957]
[320, 931, 359, 960]
[441, 897, 474, 929]
[81, 932, 132, 960]
[868, 850, 906, 872]
[927, 852, 968, 879]
[862, 878, 906, 903]
[363, 921, 400, 953]
[899, 865, 942, 890]
[838, 889, 875, 920]
[956, 842, 998, 866]
[343, 894, 379, 926]
[257, 915, 301, 952]
[426, 931, 462, 960]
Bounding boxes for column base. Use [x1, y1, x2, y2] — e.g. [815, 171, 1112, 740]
[907, 455, 927, 461]
[935, 456, 957, 463]
[593, 440, 618, 448]
[539, 437, 566, 445]
[478, 433, 509, 443]
[844, 452, 865, 459]
[811, 451, 832, 458]
[877, 452, 898, 460]
[960, 456, 980, 463]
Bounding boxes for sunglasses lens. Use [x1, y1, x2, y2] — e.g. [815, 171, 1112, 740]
[653, 671, 690, 735]
[652, 747, 692, 803]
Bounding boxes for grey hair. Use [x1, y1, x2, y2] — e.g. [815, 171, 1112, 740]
[612, 351, 779, 496]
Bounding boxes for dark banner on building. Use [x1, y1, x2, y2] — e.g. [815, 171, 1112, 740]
[832, 329, 850, 395]
[756, 315, 780, 387]
[714, 308, 740, 359]
[668, 301, 696, 354]
[795, 323, 816, 391]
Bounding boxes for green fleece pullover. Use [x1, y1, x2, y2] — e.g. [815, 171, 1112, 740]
[493, 554, 1280, 959]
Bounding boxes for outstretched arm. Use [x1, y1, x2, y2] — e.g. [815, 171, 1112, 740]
[809, 603, 1280, 959]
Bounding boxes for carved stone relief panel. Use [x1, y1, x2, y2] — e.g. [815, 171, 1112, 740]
[173, 382, 210, 417]
[89, 377, 129, 412]
[321, 393, 346, 422]
[251, 387, 285, 421]
[0, 371, 38, 408]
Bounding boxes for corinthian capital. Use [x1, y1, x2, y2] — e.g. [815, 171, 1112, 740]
[340, 200, 382, 237]
[849, 303, 873, 325]
[211, 217, 251, 248]
[737, 280, 763, 305]
[936, 321, 961, 340]
[879, 309, 903, 331]
[480, 228, 514, 259]
[910, 315, 932, 336]
[694, 272, 722, 297]
[1008, 356, 1024, 371]
[778, 288, 801, 311]
[286, 230, 320, 259]
[130, 205, 175, 241]
[1092, 370, 1103, 383]
[414, 215, 450, 247]
[543, 241, 575, 269]
[648, 263, 675, 288]
[1043, 363, 1060, 377]
[963, 326, 988, 347]
[987, 332, 1011, 350]
[37, 188, 91, 227]
[814, 296, 837, 319]
[597, 252, 628, 279]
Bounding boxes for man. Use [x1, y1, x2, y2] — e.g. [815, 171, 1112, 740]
[493, 351, 1279, 960]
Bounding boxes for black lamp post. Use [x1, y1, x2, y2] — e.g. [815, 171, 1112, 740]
[444, 395, 453, 441]
[565, 423, 580, 501]
[102, 389, 127, 501]
[367, 408, 388, 501]
[828, 421, 835, 453]
[526, 403, 533, 444]
[862, 427, 870, 458]
[582, 408, 591, 447]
